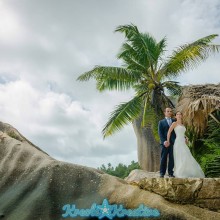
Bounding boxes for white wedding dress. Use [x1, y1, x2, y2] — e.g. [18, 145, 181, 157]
[173, 125, 205, 178]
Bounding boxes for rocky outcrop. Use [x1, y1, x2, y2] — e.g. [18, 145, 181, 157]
[126, 169, 220, 211]
[0, 122, 220, 220]
[125, 169, 161, 183]
[132, 117, 160, 172]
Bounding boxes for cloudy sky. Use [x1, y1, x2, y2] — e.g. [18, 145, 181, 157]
[0, 0, 219, 168]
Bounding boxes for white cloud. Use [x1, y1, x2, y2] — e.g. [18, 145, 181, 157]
[0, 1, 26, 43]
[0, 80, 137, 167]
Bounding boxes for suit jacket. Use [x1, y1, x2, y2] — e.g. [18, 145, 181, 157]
[158, 118, 176, 145]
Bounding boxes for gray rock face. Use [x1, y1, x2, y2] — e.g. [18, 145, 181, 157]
[125, 169, 161, 182]
[0, 122, 220, 220]
[132, 117, 160, 172]
[126, 169, 220, 211]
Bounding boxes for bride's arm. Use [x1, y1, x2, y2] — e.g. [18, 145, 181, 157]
[167, 122, 176, 145]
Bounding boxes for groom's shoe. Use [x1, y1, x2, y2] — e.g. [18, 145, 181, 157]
[169, 174, 175, 178]
[160, 175, 164, 178]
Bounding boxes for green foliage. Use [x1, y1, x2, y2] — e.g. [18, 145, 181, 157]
[97, 160, 141, 179]
[141, 103, 161, 142]
[195, 112, 220, 177]
[102, 95, 143, 138]
[162, 34, 219, 78]
[203, 113, 220, 145]
[205, 155, 220, 177]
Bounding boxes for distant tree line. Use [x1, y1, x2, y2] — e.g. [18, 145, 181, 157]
[97, 160, 141, 179]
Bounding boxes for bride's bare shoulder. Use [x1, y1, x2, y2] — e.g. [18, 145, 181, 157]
[171, 121, 178, 127]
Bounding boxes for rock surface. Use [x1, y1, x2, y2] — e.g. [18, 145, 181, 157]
[0, 122, 220, 220]
[126, 169, 220, 211]
[125, 169, 161, 183]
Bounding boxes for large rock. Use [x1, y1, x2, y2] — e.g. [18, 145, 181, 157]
[125, 169, 161, 183]
[0, 122, 220, 220]
[126, 169, 220, 211]
[132, 116, 160, 172]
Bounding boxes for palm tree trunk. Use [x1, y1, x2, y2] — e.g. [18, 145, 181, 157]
[132, 115, 160, 171]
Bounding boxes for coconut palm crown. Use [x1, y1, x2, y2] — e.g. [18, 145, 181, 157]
[77, 24, 219, 138]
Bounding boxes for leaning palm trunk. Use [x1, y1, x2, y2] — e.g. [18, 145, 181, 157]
[132, 115, 160, 171]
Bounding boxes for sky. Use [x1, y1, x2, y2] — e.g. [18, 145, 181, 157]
[0, 0, 219, 169]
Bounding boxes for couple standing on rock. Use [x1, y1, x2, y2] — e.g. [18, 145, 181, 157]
[158, 107, 205, 178]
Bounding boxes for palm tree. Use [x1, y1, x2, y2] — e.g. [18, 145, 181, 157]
[77, 24, 219, 171]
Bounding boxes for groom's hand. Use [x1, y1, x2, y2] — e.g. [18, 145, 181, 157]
[164, 141, 170, 147]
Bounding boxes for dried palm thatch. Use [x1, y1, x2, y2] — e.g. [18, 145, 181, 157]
[176, 83, 220, 136]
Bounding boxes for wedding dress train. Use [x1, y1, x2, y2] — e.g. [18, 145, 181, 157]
[173, 125, 205, 178]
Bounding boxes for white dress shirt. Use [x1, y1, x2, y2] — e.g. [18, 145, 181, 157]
[165, 117, 172, 126]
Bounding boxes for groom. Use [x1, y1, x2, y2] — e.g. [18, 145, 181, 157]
[158, 108, 176, 178]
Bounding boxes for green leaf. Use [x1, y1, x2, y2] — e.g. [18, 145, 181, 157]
[96, 78, 134, 91]
[142, 99, 155, 127]
[162, 80, 182, 96]
[162, 34, 220, 78]
[102, 95, 143, 138]
[77, 66, 141, 83]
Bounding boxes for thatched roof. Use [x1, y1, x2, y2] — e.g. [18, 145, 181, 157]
[176, 83, 220, 136]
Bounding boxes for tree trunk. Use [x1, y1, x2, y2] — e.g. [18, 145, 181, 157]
[132, 116, 160, 171]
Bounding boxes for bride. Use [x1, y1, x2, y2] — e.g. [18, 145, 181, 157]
[166, 111, 205, 178]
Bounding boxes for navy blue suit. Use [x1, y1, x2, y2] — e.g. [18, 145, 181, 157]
[158, 118, 176, 176]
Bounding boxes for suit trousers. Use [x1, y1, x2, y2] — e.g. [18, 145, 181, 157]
[160, 144, 174, 176]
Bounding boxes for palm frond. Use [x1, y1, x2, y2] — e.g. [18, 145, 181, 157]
[77, 66, 141, 82]
[142, 98, 155, 127]
[102, 95, 143, 138]
[115, 24, 140, 39]
[117, 42, 137, 60]
[122, 55, 147, 72]
[116, 24, 160, 70]
[133, 82, 151, 96]
[141, 33, 160, 61]
[157, 37, 167, 56]
[162, 81, 182, 96]
[162, 34, 220, 78]
[161, 92, 176, 108]
[117, 43, 147, 71]
[130, 32, 158, 68]
[141, 98, 162, 141]
[194, 34, 219, 45]
[96, 78, 134, 91]
[154, 37, 167, 71]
